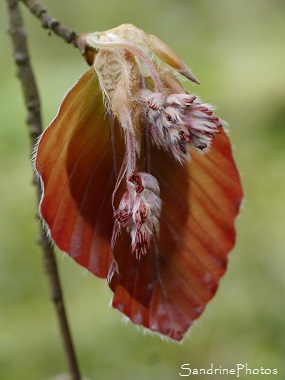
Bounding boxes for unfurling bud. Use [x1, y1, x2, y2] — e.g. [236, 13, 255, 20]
[83, 23, 222, 259]
[113, 171, 161, 259]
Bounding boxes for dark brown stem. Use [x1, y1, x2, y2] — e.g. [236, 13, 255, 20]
[21, 0, 78, 46]
[6, 1, 81, 379]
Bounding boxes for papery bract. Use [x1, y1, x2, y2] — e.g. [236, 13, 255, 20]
[35, 24, 243, 341]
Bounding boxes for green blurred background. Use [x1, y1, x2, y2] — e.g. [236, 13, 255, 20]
[1, 0, 285, 379]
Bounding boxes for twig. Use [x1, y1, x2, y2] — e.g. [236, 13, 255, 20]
[6, 1, 81, 379]
[21, 0, 78, 46]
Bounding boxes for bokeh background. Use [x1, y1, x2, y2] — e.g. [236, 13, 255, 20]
[1, 0, 285, 379]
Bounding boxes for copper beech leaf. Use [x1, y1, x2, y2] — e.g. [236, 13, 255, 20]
[110, 125, 242, 340]
[36, 68, 123, 277]
[35, 66, 242, 341]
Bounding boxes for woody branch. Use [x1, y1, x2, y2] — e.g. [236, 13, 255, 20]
[21, 0, 78, 46]
[6, 0, 81, 379]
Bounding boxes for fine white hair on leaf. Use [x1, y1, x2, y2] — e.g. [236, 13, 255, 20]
[117, 312, 186, 344]
[32, 134, 53, 241]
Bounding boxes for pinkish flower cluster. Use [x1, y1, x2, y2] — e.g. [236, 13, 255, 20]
[113, 171, 161, 259]
[139, 90, 222, 162]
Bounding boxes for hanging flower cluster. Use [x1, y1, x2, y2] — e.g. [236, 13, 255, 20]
[139, 90, 222, 162]
[113, 171, 161, 259]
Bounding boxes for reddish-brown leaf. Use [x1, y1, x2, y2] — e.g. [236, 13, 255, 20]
[109, 128, 242, 340]
[36, 67, 124, 278]
[35, 67, 242, 341]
